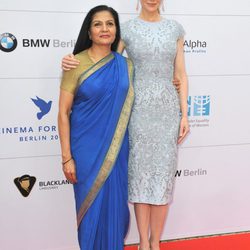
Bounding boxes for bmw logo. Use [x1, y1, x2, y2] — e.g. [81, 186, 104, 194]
[0, 33, 18, 52]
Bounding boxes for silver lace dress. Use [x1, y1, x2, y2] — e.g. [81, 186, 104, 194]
[121, 17, 185, 205]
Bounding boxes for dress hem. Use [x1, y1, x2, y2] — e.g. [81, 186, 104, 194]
[128, 198, 172, 206]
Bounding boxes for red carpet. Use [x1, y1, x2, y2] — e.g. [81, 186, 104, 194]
[124, 232, 250, 250]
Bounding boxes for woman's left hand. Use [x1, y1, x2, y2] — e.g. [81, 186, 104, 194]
[178, 116, 190, 144]
[62, 158, 77, 184]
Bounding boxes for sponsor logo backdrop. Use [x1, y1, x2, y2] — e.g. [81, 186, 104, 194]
[0, 0, 250, 249]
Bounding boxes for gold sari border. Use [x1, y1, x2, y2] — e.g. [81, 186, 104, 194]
[77, 60, 134, 228]
[77, 52, 114, 88]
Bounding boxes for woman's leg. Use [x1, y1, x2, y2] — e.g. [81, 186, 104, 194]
[134, 203, 151, 249]
[149, 204, 169, 250]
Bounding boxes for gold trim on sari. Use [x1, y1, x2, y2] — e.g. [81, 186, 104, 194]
[78, 52, 114, 87]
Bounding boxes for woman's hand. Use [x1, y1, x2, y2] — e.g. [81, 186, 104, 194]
[178, 116, 190, 144]
[62, 158, 77, 184]
[173, 78, 181, 93]
[61, 54, 80, 71]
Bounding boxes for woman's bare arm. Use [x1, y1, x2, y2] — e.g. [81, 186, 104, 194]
[58, 90, 77, 183]
[174, 38, 190, 144]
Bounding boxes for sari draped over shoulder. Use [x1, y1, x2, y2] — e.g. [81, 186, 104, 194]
[60, 50, 134, 250]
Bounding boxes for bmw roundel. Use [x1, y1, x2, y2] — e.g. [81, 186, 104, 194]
[0, 33, 18, 52]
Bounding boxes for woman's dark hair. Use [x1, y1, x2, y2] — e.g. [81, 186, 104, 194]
[73, 5, 120, 55]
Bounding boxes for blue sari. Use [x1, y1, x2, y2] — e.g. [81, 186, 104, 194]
[69, 52, 134, 250]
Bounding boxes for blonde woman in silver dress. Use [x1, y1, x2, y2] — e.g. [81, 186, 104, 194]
[62, 1, 189, 249]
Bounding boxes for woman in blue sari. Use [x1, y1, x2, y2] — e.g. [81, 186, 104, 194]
[58, 6, 134, 250]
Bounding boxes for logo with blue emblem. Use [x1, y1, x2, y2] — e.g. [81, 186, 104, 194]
[188, 95, 211, 128]
[188, 95, 210, 117]
[0, 33, 18, 52]
[31, 96, 52, 120]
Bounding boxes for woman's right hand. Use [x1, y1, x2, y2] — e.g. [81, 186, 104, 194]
[62, 158, 77, 184]
[61, 54, 80, 71]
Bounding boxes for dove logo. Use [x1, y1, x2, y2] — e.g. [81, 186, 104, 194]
[31, 96, 52, 120]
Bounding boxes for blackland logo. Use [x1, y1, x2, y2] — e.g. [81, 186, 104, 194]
[188, 95, 211, 128]
[39, 179, 71, 191]
[184, 39, 207, 54]
[13, 175, 70, 196]
[0, 95, 58, 143]
[14, 175, 36, 197]
[0, 33, 18, 52]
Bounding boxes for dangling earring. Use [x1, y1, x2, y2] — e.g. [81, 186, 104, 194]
[88, 31, 92, 40]
[161, 0, 165, 12]
[136, 0, 140, 11]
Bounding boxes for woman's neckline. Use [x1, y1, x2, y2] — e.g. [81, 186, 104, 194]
[136, 16, 165, 24]
[87, 49, 113, 64]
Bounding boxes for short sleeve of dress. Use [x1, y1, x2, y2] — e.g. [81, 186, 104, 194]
[60, 68, 79, 95]
[175, 21, 185, 40]
[120, 22, 129, 46]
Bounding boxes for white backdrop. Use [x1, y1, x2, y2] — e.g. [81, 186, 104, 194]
[1, 1, 250, 249]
